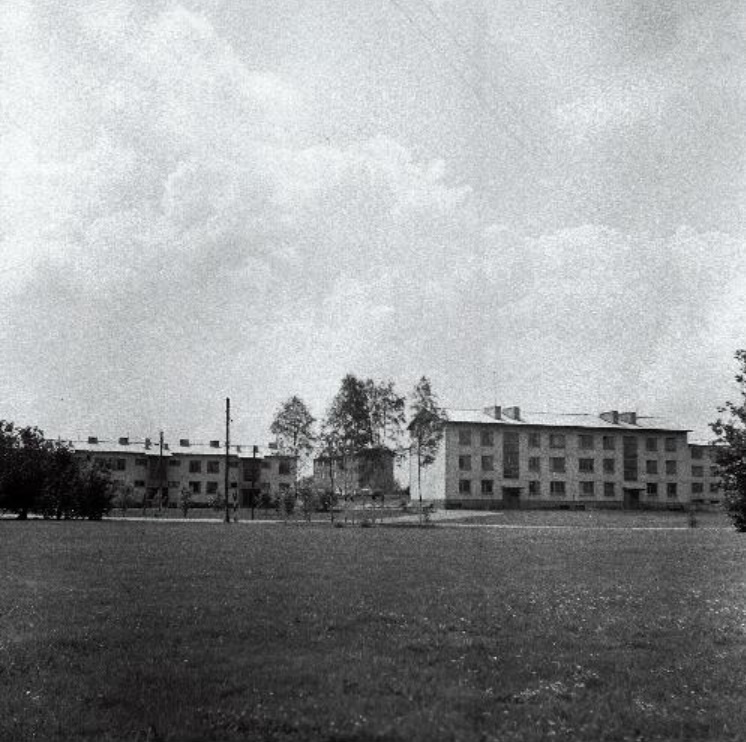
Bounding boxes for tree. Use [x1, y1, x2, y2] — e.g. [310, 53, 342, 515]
[711, 349, 746, 531]
[408, 377, 447, 522]
[365, 379, 406, 450]
[270, 395, 316, 497]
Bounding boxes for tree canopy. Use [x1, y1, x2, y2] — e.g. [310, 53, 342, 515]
[270, 395, 316, 458]
[711, 349, 746, 532]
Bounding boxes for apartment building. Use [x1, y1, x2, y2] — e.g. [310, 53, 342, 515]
[73, 436, 295, 508]
[313, 447, 396, 496]
[411, 405, 722, 510]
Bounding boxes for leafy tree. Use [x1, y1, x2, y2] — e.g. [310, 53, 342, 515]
[179, 485, 193, 518]
[408, 377, 447, 521]
[71, 463, 114, 520]
[326, 375, 372, 451]
[364, 379, 406, 450]
[271, 395, 316, 499]
[711, 349, 746, 532]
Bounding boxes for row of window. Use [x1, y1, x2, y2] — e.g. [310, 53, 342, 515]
[457, 454, 718, 477]
[456, 480, 716, 497]
[458, 430, 683, 452]
[98, 457, 291, 475]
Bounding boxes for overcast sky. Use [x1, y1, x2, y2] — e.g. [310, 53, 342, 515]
[1, 0, 744, 444]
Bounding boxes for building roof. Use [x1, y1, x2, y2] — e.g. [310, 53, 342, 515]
[70, 439, 291, 458]
[445, 409, 690, 432]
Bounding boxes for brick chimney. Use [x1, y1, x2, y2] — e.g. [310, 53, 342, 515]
[210, 440, 220, 448]
[619, 411, 637, 425]
[503, 406, 521, 421]
[179, 439, 190, 447]
[118, 437, 129, 446]
[600, 411, 619, 424]
[87, 436, 98, 445]
[482, 405, 502, 419]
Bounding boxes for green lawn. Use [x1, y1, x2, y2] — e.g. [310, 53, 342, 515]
[1, 519, 745, 741]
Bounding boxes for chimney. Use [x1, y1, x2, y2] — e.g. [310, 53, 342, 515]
[87, 436, 98, 445]
[600, 410, 620, 425]
[145, 437, 152, 449]
[118, 437, 129, 446]
[503, 406, 521, 421]
[482, 405, 502, 419]
[619, 411, 637, 425]
[210, 440, 220, 448]
[268, 442, 278, 450]
[179, 438, 190, 447]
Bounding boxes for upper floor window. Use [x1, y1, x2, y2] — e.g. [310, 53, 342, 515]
[603, 436, 616, 451]
[528, 432, 541, 448]
[691, 447, 703, 460]
[189, 460, 202, 474]
[550, 457, 566, 474]
[480, 430, 494, 447]
[481, 455, 494, 472]
[578, 458, 594, 473]
[665, 460, 677, 476]
[207, 460, 220, 474]
[578, 435, 594, 450]
[664, 437, 677, 452]
[458, 455, 472, 471]
[645, 437, 658, 452]
[458, 429, 472, 446]
[549, 434, 565, 449]
[279, 461, 292, 475]
[691, 465, 704, 477]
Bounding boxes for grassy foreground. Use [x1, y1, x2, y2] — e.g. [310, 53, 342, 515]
[1, 519, 745, 741]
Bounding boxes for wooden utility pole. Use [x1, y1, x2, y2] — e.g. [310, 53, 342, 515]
[225, 397, 231, 523]
[158, 430, 164, 511]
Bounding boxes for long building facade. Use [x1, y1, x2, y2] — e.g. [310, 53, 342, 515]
[411, 405, 722, 510]
[73, 436, 296, 508]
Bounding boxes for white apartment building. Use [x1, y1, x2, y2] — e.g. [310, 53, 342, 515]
[411, 406, 722, 510]
[73, 436, 295, 508]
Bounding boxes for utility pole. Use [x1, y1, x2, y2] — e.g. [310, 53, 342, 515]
[158, 430, 164, 512]
[225, 397, 231, 523]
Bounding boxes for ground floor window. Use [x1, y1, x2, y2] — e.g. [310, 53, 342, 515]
[459, 479, 471, 494]
[550, 481, 566, 496]
[481, 479, 493, 495]
[604, 482, 615, 497]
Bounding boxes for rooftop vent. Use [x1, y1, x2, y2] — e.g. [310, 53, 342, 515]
[600, 410, 619, 425]
[619, 411, 637, 425]
[209, 440, 220, 448]
[145, 437, 152, 449]
[87, 436, 98, 445]
[503, 406, 521, 421]
[482, 405, 502, 420]
[268, 441, 278, 450]
[179, 439, 190, 447]
[118, 437, 129, 446]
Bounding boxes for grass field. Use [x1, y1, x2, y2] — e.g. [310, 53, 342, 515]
[2, 517, 745, 741]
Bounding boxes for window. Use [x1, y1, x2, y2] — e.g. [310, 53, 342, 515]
[665, 437, 677, 452]
[549, 434, 565, 449]
[459, 429, 472, 446]
[459, 479, 471, 494]
[503, 432, 520, 479]
[168, 459, 180, 467]
[646, 483, 658, 497]
[134, 480, 145, 488]
[529, 480, 540, 496]
[691, 482, 704, 494]
[710, 466, 719, 477]
[603, 436, 616, 451]
[136, 458, 147, 467]
[229, 460, 238, 468]
[603, 458, 615, 474]
[189, 460, 202, 474]
[481, 430, 494, 447]
[528, 456, 540, 472]
[646, 460, 658, 475]
[262, 460, 272, 470]
[645, 437, 658, 452]
[666, 483, 677, 498]
[691, 465, 704, 477]
[580, 481, 594, 497]
[691, 447, 703, 459]
[189, 481, 202, 494]
[623, 436, 638, 481]
[709, 482, 720, 493]
[481, 479, 493, 495]
[604, 482, 615, 498]
[665, 460, 677, 476]
[116, 459, 126, 471]
[279, 461, 291, 475]
[458, 455, 472, 471]
[528, 432, 541, 448]
[579, 458, 594, 473]
[550, 481, 566, 496]
[579, 434, 594, 450]
[206, 481, 218, 495]
[550, 457, 566, 473]
[481, 455, 494, 471]
[207, 460, 220, 474]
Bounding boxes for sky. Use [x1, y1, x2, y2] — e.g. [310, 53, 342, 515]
[1, 0, 744, 445]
